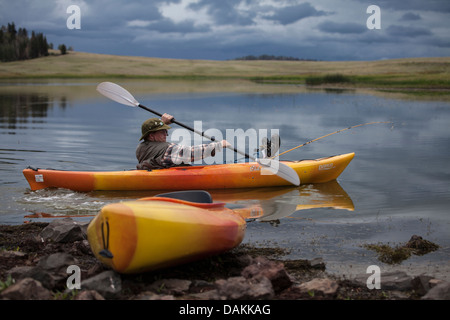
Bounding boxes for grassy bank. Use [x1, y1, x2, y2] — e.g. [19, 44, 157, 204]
[1, 51, 449, 98]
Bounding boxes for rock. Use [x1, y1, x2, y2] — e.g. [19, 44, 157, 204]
[310, 257, 326, 270]
[352, 270, 413, 291]
[429, 278, 445, 288]
[70, 239, 92, 255]
[405, 235, 439, 255]
[296, 278, 339, 297]
[388, 291, 410, 299]
[215, 275, 274, 300]
[74, 290, 105, 300]
[148, 279, 192, 296]
[0, 278, 52, 300]
[0, 250, 27, 258]
[187, 289, 220, 300]
[81, 270, 122, 299]
[133, 291, 176, 300]
[412, 275, 434, 296]
[364, 235, 439, 265]
[7, 266, 34, 278]
[189, 279, 216, 294]
[7, 266, 56, 290]
[235, 254, 253, 267]
[86, 262, 105, 278]
[37, 252, 78, 273]
[241, 256, 292, 292]
[282, 257, 325, 271]
[422, 281, 450, 300]
[6, 253, 77, 291]
[380, 271, 413, 291]
[39, 218, 87, 243]
[186, 280, 218, 299]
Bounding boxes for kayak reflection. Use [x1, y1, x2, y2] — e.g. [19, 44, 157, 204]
[208, 180, 354, 222]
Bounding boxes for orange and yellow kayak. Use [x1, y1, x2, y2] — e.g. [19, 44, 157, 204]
[87, 191, 247, 273]
[23, 153, 354, 192]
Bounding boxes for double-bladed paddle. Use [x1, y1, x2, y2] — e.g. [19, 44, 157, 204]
[96, 81, 300, 186]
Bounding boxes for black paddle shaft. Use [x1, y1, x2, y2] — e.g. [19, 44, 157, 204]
[138, 104, 251, 159]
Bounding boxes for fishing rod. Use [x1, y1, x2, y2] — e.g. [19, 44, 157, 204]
[271, 121, 392, 159]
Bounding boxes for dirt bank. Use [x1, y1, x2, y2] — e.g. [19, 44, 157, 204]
[0, 221, 447, 301]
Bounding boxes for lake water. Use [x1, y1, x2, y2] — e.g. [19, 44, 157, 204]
[1, 79, 449, 280]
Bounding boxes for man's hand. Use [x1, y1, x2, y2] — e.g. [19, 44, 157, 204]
[161, 113, 174, 124]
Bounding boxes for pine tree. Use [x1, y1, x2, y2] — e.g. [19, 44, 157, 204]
[58, 44, 67, 55]
[0, 22, 50, 62]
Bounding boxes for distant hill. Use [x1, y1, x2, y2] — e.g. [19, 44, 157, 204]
[233, 54, 317, 61]
[0, 50, 448, 99]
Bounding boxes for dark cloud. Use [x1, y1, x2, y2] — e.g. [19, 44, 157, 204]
[187, 1, 328, 26]
[427, 38, 450, 48]
[317, 21, 367, 34]
[356, 0, 450, 13]
[400, 12, 422, 21]
[189, 0, 256, 26]
[90, 1, 162, 21]
[1, 0, 449, 60]
[387, 25, 433, 38]
[264, 3, 328, 25]
[141, 19, 211, 34]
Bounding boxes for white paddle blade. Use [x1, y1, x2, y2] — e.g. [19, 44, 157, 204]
[97, 82, 140, 107]
[258, 158, 300, 186]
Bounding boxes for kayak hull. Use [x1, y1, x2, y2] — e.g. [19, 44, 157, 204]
[87, 197, 246, 273]
[23, 153, 354, 191]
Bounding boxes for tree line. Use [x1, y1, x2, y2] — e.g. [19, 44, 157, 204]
[0, 22, 70, 62]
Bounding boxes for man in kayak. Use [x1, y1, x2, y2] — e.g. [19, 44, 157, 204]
[136, 113, 231, 170]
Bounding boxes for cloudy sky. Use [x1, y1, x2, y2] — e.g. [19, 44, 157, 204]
[1, 0, 449, 60]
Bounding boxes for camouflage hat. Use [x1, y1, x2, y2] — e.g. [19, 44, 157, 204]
[139, 117, 171, 140]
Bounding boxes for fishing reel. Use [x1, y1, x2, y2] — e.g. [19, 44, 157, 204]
[257, 133, 281, 159]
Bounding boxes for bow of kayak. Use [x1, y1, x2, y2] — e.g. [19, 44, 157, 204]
[87, 192, 246, 273]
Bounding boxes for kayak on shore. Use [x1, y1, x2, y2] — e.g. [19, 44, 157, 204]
[87, 190, 247, 273]
[23, 153, 354, 192]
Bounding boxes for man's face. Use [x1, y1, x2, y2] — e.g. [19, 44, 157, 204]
[151, 129, 168, 142]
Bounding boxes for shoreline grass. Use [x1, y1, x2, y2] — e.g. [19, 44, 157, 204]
[1, 51, 449, 99]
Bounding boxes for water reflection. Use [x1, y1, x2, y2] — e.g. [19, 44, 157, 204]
[0, 93, 52, 122]
[211, 180, 354, 222]
[21, 180, 353, 224]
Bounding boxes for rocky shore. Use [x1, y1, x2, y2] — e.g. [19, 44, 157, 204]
[1, 218, 449, 301]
